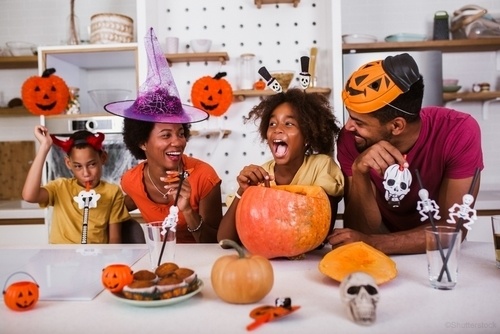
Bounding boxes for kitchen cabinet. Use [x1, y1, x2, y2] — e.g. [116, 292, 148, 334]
[37, 43, 139, 114]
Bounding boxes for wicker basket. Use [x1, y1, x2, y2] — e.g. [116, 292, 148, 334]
[90, 13, 134, 44]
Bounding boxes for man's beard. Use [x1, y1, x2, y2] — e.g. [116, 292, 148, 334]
[354, 132, 393, 153]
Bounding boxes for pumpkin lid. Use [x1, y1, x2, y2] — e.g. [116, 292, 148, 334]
[318, 241, 398, 285]
[105, 28, 208, 124]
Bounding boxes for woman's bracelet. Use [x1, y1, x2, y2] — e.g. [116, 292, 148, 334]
[235, 192, 242, 199]
[187, 217, 203, 233]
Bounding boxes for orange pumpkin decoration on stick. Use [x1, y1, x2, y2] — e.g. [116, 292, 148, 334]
[191, 72, 233, 117]
[22, 68, 70, 116]
[235, 185, 331, 259]
[3, 271, 39, 312]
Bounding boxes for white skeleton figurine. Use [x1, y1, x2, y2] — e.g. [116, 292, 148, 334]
[416, 189, 441, 222]
[446, 194, 477, 230]
[340, 272, 379, 326]
[162, 205, 178, 236]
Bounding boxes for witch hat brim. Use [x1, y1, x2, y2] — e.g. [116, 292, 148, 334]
[104, 27, 209, 124]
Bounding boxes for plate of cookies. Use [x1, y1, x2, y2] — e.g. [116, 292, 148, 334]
[109, 262, 204, 307]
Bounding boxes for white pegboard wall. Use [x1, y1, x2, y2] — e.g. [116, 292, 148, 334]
[151, 0, 334, 196]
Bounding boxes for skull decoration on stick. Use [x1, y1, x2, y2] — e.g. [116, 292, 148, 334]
[339, 272, 379, 326]
[383, 156, 411, 208]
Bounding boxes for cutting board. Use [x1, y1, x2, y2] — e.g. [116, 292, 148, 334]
[0, 141, 35, 200]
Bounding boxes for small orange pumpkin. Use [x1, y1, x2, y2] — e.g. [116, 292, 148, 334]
[101, 264, 134, 293]
[236, 185, 331, 259]
[3, 272, 39, 312]
[191, 72, 233, 117]
[318, 241, 398, 285]
[253, 79, 266, 90]
[22, 68, 70, 116]
[211, 239, 274, 304]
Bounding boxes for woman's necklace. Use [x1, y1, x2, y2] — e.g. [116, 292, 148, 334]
[147, 165, 169, 199]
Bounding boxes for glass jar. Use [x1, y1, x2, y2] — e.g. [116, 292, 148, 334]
[238, 53, 256, 90]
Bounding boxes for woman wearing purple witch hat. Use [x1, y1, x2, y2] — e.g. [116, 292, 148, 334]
[105, 28, 222, 243]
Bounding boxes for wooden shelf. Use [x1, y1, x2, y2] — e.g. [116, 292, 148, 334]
[233, 87, 331, 101]
[255, 0, 300, 8]
[342, 38, 500, 54]
[166, 52, 229, 65]
[443, 91, 500, 102]
[0, 106, 34, 117]
[0, 56, 37, 69]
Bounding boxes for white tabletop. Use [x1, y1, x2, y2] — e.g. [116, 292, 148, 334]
[0, 242, 498, 334]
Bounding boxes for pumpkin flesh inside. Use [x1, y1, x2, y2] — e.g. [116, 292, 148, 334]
[318, 241, 397, 285]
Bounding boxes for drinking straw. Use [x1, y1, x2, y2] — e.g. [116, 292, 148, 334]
[414, 169, 451, 281]
[437, 167, 481, 281]
[80, 181, 92, 244]
[157, 171, 185, 267]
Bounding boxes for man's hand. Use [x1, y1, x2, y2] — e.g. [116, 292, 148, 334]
[352, 140, 408, 176]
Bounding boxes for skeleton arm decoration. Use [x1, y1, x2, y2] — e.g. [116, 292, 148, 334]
[416, 189, 441, 222]
[446, 194, 477, 230]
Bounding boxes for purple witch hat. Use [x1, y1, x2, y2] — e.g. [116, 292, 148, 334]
[105, 28, 209, 123]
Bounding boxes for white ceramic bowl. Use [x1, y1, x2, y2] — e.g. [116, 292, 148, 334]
[342, 34, 377, 43]
[190, 39, 212, 53]
[443, 79, 459, 86]
[6, 41, 37, 56]
[88, 89, 132, 110]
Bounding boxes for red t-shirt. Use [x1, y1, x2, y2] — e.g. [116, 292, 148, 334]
[338, 107, 484, 232]
[121, 155, 221, 243]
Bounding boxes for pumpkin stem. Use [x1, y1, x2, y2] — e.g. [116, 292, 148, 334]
[213, 72, 227, 80]
[219, 239, 246, 258]
[42, 68, 56, 78]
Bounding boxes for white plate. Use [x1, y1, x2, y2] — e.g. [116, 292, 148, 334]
[109, 279, 203, 307]
[384, 33, 427, 42]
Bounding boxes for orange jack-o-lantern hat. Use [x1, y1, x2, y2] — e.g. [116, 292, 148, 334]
[342, 53, 421, 113]
[105, 27, 208, 123]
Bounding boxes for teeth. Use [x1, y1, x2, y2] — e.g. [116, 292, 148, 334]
[166, 152, 181, 156]
[273, 139, 284, 143]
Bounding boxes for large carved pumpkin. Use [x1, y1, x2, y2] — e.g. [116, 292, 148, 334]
[191, 72, 233, 117]
[3, 272, 39, 312]
[235, 185, 331, 259]
[22, 68, 70, 116]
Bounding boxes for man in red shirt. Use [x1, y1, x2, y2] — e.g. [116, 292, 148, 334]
[328, 53, 483, 254]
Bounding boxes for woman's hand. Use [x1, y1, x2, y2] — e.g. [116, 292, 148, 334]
[164, 177, 193, 212]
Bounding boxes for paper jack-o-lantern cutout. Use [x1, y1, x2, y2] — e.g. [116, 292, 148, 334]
[191, 72, 233, 117]
[101, 264, 134, 293]
[3, 271, 39, 312]
[22, 68, 70, 116]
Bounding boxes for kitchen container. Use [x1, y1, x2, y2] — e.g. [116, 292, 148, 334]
[90, 13, 134, 44]
[342, 34, 377, 43]
[270, 71, 295, 90]
[238, 53, 256, 90]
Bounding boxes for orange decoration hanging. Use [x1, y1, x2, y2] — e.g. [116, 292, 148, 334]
[191, 72, 233, 117]
[21, 68, 70, 116]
